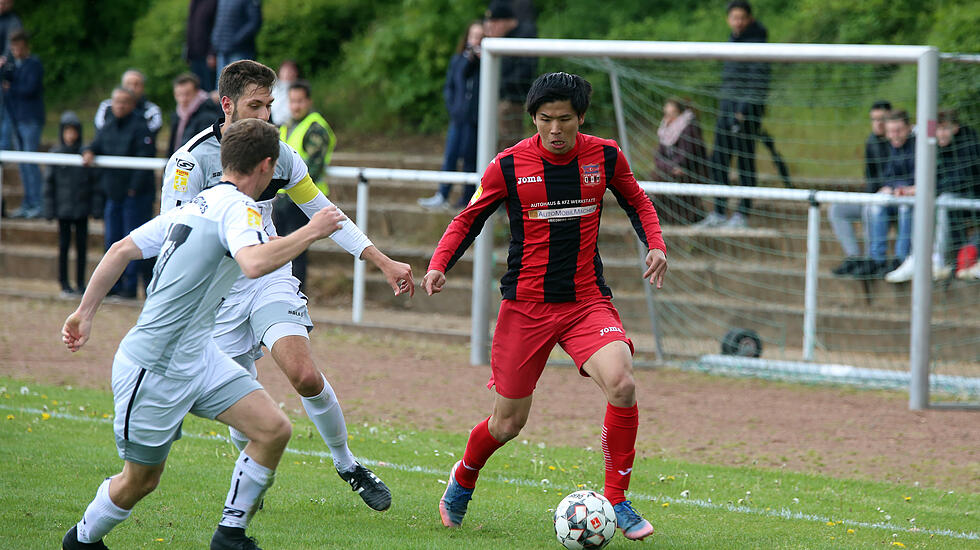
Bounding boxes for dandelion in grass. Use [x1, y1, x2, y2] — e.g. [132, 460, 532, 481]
[662, 502, 669, 508]
[903, 496, 911, 502]
[5, 414, 13, 420]
[826, 521, 835, 526]
[891, 543, 905, 548]
[847, 529, 855, 534]
[41, 413, 50, 420]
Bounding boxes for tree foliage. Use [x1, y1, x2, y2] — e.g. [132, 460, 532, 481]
[20, 0, 980, 134]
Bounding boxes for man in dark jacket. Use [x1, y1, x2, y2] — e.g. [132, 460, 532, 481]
[829, 100, 893, 276]
[43, 112, 96, 296]
[2, 30, 44, 218]
[94, 69, 163, 142]
[82, 88, 156, 298]
[211, 0, 262, 76]
[699, 0, 771, 229]
[185, 0, 217, 92]
[168, 72, 220, 155]
[484, 0, 537, 151]
[0, 0, 21, 57]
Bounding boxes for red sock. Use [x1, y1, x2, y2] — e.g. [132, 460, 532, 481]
[454, 417, 505, 489]
[602, 403, 638, 505]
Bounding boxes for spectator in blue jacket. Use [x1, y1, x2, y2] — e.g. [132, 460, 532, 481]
[211, 0, 262, 76]
[82, 88, 156, 299]
[1, 30, 44, 218]
[419, 20, 483, 210]
[868, 109, 914, 279]
[185, 0, 218, 92]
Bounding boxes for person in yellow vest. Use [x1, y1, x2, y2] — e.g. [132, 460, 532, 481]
[272, 79, 336, 290]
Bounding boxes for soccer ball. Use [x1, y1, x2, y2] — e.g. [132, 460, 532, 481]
[553, 490, 617, 549]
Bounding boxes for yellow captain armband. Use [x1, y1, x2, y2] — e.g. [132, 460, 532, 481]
[284, 175, 319, 204]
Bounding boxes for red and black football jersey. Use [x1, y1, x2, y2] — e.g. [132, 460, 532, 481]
[429, 133, 666, 302]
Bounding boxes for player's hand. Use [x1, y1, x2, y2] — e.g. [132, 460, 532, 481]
[307, 206, 346, 238]
[643, 249, 668, 289]
[62, 312, 91, 353]
[381, 258, 415, 297]
[422, 270, 446, 296]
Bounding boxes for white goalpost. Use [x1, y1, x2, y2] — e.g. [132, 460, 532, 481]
[471, 38, 956, 410]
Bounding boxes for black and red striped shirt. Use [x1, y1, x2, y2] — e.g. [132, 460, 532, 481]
[429, 133, 666, 302]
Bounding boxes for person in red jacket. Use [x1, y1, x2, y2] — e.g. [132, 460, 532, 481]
[423, 71, 667, 542]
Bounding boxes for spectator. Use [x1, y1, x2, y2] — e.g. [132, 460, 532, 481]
[830, 99, 892, 277]
[270, 59, 298, 127]
[0, 0, 20, 57]
[484, 0, 537, 151]
[885, 109, 980, 282]
[652, 98, 709, 225]
[418, 21, 483, 211]
[271, 79, 336, 290]
[82, 87, 156, 299]
[698, 0, 771, 228]
[168, 72, 220, 155]
[43, 112, 95, 297]
[866, 109, 914, 279]
[185, 0, 217, 92]
[94, 69, 164, 142]
[2, 30, 43, 219]
[211, 0, 262, 76]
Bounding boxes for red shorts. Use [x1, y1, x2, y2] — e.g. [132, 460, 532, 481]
[488, 297, 634, 399]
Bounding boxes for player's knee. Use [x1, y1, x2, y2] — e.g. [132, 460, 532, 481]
[283, 361, 322, 396]
[120, 470, 161, 500]
[268, 412, 293, 450]
[493, 415, 527, 442]
[605, 371, 636, 404]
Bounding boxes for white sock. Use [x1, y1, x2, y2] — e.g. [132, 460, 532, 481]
[228, 426, 249, 452]
[302, 373, 357, 472]
[77, 478, 131, 543]
[219, 451, 275, 529]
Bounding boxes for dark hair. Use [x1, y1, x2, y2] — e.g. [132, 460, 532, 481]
[221, 119, 281, 175]
[288, 80, 312, 99]
[173, 72, 201, 89]
[886, 109, 910, 125]
[525, 72, 592, 117]
[726, 0, 752, 15]
[485, 0, 516, 20]
[456, 20, 483, 54]
[8, 29, 27, 44]
[278, 59, 300, 77]
[218, 60, 276, 104]
[870, 100, 892, 111]
[938, 109, 959, 125]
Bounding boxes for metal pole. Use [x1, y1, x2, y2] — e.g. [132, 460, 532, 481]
[909, 48, 939, 410]
[470, 44, 500, 366]
[352, 173, 369, 324]
[607, 62, 664, 362]
[802, 196, 821, 360]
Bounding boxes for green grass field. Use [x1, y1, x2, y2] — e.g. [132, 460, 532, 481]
[1, 377, 977, 549]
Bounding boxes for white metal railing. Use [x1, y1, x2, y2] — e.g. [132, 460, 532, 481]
[0, 150, 478, 322]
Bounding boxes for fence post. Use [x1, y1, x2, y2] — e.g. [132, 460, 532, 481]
[352, 172, 369, 324]
[802, 192, 821, 361]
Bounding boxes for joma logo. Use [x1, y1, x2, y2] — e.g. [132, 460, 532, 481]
[517, 175, 542, 185]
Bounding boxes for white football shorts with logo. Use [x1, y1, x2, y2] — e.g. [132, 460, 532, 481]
[212, 263, 314, 362]
[111, 341, 261, 465]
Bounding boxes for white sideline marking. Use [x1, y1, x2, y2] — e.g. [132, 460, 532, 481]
[4, 403, 977, 541]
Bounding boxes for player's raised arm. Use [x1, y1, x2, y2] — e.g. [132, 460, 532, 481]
[234, 206, 346, 279]
[62, 237, 144, 352]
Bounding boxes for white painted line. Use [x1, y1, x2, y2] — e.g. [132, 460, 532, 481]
[3, 403, 977, 541]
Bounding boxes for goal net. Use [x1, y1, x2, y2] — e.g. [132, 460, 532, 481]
[472, 39, 980, 404]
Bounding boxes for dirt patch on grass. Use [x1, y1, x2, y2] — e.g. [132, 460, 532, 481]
[2, 295, 976, 492]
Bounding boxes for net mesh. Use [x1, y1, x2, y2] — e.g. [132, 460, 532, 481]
[525, 54, 980, 395]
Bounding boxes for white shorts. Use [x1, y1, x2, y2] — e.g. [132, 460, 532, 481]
[111, 341, 262, 465]
[213, 269, 313, 360]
